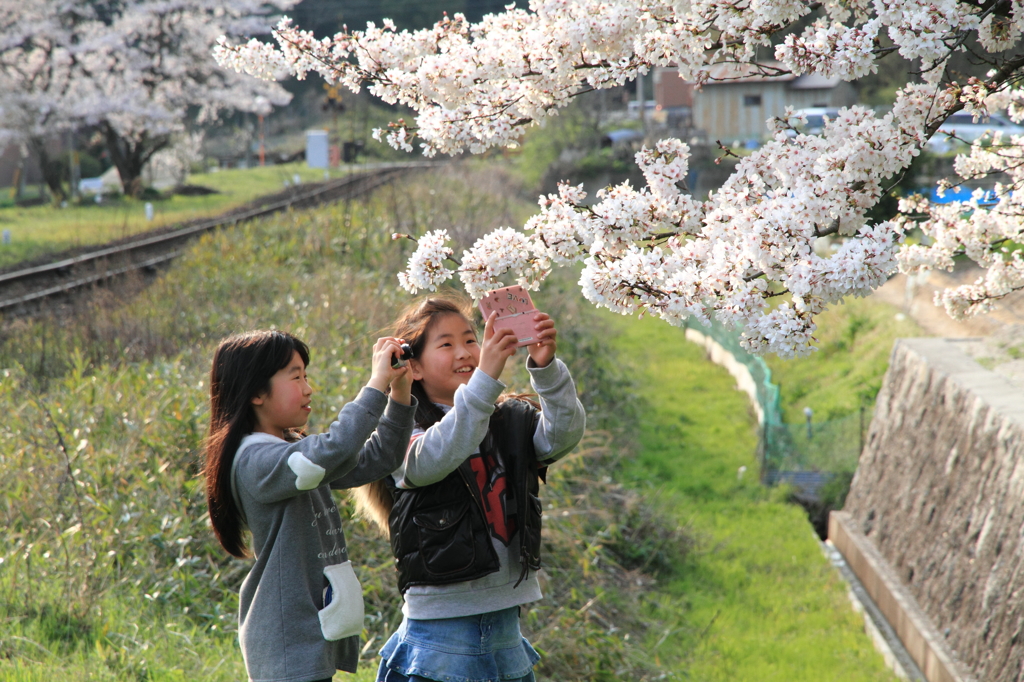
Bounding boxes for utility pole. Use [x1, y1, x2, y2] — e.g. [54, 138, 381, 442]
[15, 143, 27, 201]
[258, 115, 265, 166]
[637, 72, 647, 136]
[68, 129, 81, 200]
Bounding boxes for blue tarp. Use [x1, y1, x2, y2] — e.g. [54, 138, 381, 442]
[927, 186, 1002, 205]
[603, 129, 645, 145]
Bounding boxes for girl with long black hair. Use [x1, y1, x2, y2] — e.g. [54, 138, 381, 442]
[204, 330, 417, 682]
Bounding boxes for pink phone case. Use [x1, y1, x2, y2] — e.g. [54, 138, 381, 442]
[478, 285, 539, 348]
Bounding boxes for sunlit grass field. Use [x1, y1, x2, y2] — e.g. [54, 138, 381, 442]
[0, 163, 364, 270]
[611, 315, 899, 681]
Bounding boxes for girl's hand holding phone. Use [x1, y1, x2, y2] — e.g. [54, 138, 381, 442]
[527, 312, 557, 368]
[479, 312, 519, 380]
[368, 337, 412, 404]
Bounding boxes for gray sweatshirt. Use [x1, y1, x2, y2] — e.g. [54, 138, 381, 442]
[231, 387, 416, 682]
[393, 358, 586, 620]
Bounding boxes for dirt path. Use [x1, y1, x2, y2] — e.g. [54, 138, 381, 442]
[869, 263, 1024, 337]
[870, 263, 1024, 390]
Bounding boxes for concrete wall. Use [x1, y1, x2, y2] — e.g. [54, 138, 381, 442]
[844, 338, 1024, 682]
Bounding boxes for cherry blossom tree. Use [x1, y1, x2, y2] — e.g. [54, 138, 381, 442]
[215, 0, 1024, 356]
[1, 0, 296, 199]
[79, 0, 298, 196]
[0, 2, 96, 201]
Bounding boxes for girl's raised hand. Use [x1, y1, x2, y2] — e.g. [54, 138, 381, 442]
[390, 357, 413, 406]
[527, 312, 557, 368]
[368, 337, 411, 399]
[479, 311, 519, 380]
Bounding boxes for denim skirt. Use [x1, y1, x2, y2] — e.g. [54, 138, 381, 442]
[376, 607, 540, 682]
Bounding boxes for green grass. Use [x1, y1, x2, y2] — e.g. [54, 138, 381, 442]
[0, 162, 365, 270]
[609, 314, 899, 681]
[0, 159, 907, 681]
[0, 164, 673, 681]
[764, 296, 926, 422]
[0, 598, 244, 682]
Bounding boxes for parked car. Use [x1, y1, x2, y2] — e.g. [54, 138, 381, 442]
[926, 112, 1024, 151]
[601, 129, 646, 148]
[792, 107, 841, 135]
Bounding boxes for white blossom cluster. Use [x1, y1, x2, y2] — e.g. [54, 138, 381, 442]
[459, 227, 550, 298]
[396, 230, 455, 294]
[977, 6, 1024, 53]
[897, 120, 1024, 319]
[775, 19, 877, 81]
[397, 97, 939, 356]
[872, 0, 981, 82]
[216, 0, 1024, 354]
[217, 0, 1005, 154]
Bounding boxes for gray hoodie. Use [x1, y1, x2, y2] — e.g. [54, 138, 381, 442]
[231, 387, 416, 682]
[393, 358, 586, 620]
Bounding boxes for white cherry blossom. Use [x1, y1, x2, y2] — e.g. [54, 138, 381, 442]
[215, 0, 1024, 356]
[396, 230, 456, 294]
[2, 0, 295, 197]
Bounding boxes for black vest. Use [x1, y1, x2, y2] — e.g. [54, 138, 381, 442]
[387, 399, 544, 594]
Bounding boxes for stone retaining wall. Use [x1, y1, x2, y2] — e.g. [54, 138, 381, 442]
[844, 338, 1024, 682]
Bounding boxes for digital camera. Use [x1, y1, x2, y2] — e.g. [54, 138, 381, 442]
[391, 343, 414, 369]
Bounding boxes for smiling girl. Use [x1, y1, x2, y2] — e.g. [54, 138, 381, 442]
[204, 330, 417, 682]
[353, 295, 586, 682]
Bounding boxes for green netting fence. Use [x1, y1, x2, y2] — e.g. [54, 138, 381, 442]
[681, 319, 869, 483]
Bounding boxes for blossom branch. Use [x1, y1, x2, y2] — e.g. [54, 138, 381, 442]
[217, 0, 1024, 355]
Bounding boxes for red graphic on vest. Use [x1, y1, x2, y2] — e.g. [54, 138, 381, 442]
[468, 451, 517, 545]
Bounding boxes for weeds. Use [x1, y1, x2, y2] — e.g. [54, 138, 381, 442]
[0, 163, 684, 681]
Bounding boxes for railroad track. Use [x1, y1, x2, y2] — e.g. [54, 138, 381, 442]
[0, 163, 428, 316]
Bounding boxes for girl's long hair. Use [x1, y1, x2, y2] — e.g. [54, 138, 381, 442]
[204, 330, 310, 558]
[353, 294, 474, 537]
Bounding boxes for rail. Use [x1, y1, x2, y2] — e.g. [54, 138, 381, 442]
[0, 163, 429, 315]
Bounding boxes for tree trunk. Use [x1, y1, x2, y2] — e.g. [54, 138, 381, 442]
[101, 123, 170, 198]
[27, 136, 66, 203]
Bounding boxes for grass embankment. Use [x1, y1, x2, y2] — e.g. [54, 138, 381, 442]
[0, 164, 680, 681]
[610, 315, 899, 680]
[759, 296, 927, 520]
[0, 162, 362, 271]
[764, 297, 925, 423]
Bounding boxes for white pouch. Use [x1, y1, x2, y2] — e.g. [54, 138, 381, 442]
[318, 561, 364, 641]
